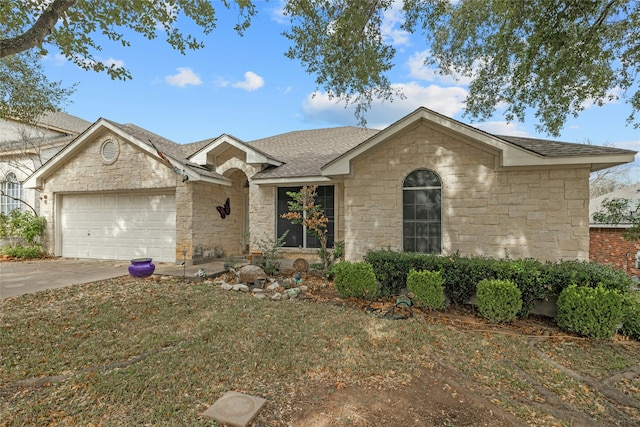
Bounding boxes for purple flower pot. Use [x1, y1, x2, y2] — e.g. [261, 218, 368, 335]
[128, 258, 155, 278]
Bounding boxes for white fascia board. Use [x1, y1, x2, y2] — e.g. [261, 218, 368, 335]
[322, 108, 533, 176]
[500, 153, 636, 170]
[24, 118, 118, 188]
[250, 176, 332, 186]
[190, 135, 282, 166]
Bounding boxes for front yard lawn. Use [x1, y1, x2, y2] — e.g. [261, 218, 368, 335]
[1, 275, 639, 426]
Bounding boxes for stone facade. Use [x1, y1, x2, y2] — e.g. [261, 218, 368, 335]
[38, 132, 179, 257]
[26, 110, 629, 266]
[343, 124, 591, 261]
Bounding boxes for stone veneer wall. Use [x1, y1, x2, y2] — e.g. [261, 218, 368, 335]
[590, 227, 640, 277]
[187, 174, 245, 262]
[38, 132, 179, 256]
[343, 124, 591, 262]
[247, 181, 346, 260]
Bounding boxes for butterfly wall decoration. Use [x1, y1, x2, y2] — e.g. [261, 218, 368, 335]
[217, 198, 231, 219]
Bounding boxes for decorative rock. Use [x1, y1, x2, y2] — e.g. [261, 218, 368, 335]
[233, 284, 250, 292]
[293, 258, 309, 272]
[281, 293, 289, 300]
[252, 288, 264, 293]
[238, 265, 267, 284]
[271, 292, 282, 301]
[220, 283, 233, 291]
[299, 285, 308, 292]
[254, 293, 266, 299]
[266, 283, 280, 291]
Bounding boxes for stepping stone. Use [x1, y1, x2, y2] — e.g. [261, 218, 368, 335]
[203, 391, 266, 427]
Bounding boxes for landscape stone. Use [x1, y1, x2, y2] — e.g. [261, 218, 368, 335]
[238, 265, 267, 284]
[266, 283, 280, 291]
[203, 391, 266, 427]
[220, 283, 233, 291]
[271, 292, 282, 301]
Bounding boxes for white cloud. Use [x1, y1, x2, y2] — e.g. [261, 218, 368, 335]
[407, 49, 474, 86]
[474, 121, 530, 137]
[232, 71, 265, 91]
[165, 67, 202, 87]
[301, 81, 468, 128]
[104, 57, 124, 68]
[381, 4, 411, 46]
[212, 75, 230, 88]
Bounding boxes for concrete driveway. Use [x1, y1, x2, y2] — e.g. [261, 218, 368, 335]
[0, 258, 229, 300]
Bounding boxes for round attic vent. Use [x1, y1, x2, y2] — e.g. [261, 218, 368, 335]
[100, 139, 119, 164]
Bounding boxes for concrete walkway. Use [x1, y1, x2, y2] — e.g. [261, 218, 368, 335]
[0, 258, 234, 300]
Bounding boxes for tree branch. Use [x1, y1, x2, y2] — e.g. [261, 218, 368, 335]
[0, 190, 37, 216]
[0, 0, 76, 58]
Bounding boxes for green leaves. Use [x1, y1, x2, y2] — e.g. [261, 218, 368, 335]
[282, 0, 401, 126]
[557, 284, 625, 339]
[592, 197, 640, 241]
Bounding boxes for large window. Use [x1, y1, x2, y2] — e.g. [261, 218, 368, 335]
[0, 173, 23, 214]
[403, 169, 441, 253]
[277, 185, 335, 248]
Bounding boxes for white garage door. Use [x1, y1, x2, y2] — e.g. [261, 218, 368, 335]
[60, 193, 176, 262]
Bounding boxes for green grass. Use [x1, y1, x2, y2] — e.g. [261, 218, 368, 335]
[1, 276, 639, 426]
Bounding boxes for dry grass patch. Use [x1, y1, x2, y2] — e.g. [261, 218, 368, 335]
[1, 275, 639, 426]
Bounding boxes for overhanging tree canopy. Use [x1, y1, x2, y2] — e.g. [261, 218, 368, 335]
[2, 0, 639, 135]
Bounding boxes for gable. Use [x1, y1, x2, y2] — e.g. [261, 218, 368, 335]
[39, 130, 179, 193]
[25, 118, 231, 189]
[188, 134, 282, 169]
[321, 107, 636, 176]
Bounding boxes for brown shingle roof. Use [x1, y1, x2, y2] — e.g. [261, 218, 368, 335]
[496, 135, 636, 157]
[106, 121, 226, 180]
[249, 127, 380, 178]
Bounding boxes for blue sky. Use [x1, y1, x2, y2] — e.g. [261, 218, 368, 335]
[41, 2, 640, 178]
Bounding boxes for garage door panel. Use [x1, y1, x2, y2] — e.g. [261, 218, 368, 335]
[61, 193, 176, 262]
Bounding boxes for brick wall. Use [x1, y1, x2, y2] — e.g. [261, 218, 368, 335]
[590, 227, 640, 277]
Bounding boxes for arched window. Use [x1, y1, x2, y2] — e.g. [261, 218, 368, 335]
[1, 173, 23, 214]
[403, 169, 441, 253]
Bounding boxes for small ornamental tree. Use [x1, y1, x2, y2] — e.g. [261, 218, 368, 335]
[281, 185, 332, 271]
[592, 197, 640, 241]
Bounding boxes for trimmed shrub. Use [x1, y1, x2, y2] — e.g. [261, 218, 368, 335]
[497, 258, 545, 317]
[333, 261, 377, 299]
[556, 285, 625, 339]
[2, 243, 43, 259]
[406, 269, 446, 310]
[364, 249, 445, 296]
[476, 279, 522, 323]
[620, 294, 640, 340]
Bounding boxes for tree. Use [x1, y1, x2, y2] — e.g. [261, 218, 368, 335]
[592, 198, 640, 241]
[0, 122, 63, 215]
[588, 141, 633, 198]
[0, 0, 254, 120]
[285, 0, 640, 135]
[4, 1, 640, 135]
[1, 50, 75, 122]
[281, 185, 332, 271]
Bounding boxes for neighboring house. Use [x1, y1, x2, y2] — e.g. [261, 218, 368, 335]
[590, 185, 640, 277]
[0, 112, 91, 215]
[24, 107, 636, 264]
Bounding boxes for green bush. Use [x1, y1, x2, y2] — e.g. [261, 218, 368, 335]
[557, 285, 625, 339]
[333, 261, 377, 299]
[2, 243, 43, 259]
[476, 279, 522, 323]
[406, 269, 446, 310]
[620, 294, 640, 340]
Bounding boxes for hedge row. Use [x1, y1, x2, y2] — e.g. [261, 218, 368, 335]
[363, 249, 634, 317]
